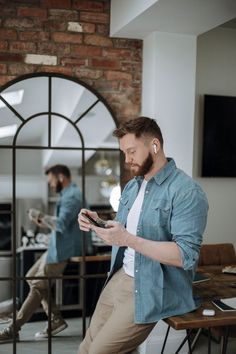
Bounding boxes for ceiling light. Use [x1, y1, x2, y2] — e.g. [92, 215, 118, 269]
[0, 124, 17, 138]
[0, 89, 24, 109]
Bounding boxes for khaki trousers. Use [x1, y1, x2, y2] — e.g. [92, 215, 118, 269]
[13, 251, 67, 331]
[78, 268, 156, 354]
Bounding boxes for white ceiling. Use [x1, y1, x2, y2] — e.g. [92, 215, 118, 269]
[110, 0, 236, 38]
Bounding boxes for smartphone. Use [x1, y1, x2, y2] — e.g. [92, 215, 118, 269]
[212, 299, 236, 311]
[81, 212, 107, 228]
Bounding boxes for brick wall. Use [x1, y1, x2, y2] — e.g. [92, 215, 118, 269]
[0, 0, 142, 122]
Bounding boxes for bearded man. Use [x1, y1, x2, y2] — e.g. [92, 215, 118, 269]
[78, 117, 209, 354]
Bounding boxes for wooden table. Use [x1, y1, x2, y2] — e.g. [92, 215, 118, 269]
[162, 269, 236, 354]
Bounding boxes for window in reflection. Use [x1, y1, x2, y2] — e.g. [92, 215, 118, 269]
[0, 73, 119, 347]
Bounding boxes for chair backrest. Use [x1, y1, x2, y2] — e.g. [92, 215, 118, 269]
[198, 243, 236, 266]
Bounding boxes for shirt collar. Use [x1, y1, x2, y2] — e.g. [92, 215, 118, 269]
[60, 182, 73, 196]
[135, 158, 176, 186]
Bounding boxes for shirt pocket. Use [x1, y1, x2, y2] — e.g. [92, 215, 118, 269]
[150, 199, 170, 227]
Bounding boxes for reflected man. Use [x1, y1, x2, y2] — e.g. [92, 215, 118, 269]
[0, 164, 92, 343]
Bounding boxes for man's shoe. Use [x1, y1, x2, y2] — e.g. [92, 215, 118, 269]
[0, 327, 19, 343]
[35, 317, 68, 339]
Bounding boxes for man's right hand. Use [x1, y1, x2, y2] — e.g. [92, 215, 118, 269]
[78, 209, 99, 231]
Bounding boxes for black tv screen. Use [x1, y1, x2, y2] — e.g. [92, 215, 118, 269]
[202, 94, 236, 177]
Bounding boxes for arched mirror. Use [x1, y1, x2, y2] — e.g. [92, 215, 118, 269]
[0, 73, 120, 352]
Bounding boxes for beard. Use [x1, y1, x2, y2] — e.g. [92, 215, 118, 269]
[127, 153, 154, 177]
[56, 180, 63, 193]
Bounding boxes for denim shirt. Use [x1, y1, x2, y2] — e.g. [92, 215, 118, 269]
[110, 159, 209, 323]
[47, 183, 92, 264]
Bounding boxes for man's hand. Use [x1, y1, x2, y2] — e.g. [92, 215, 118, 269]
[90, 220, 131, 247]
[78, 209, 99, 232]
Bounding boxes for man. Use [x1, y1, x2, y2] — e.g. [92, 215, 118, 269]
[78, 117, 208, 354]
[0, 164, 92, 343]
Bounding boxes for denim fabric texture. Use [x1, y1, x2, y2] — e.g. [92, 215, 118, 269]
[47, 182, 92, 264]
[110, 158, 209, 323]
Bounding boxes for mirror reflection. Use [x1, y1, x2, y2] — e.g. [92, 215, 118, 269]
[0, 74, 120, 350]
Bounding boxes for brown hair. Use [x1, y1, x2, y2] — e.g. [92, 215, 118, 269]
[113, 116, 163, 147]
[45, 164, 71, 178]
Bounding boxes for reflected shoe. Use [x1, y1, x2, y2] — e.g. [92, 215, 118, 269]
[0, 327, 19, 343]
[35, 317, 68, 339]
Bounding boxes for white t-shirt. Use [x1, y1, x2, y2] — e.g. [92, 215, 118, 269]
[123, 179, 147, 277]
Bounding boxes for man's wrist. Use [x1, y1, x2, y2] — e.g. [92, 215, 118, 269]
[125, 232, 137, 249]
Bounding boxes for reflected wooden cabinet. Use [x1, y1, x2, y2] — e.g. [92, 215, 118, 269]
[16, 247, 111, 321]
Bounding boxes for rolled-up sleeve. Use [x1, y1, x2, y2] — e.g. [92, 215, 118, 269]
[172, 188, 209, 270]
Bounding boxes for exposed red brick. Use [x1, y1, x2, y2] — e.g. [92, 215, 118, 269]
[113, 38, 142, 50]
[38, 42, 70, 55]
[13, 0, 40, 3]
[96, 24, 109, 35]
[80, 11, 109, 24]
[8, 63, 36, 75]
[95, 80, 119, 92]
[49, 9, 78, 21]
[4, 18, 34, 29]
[17, 7, 47, 18]
[0, 29, 17, 40]
[0, 41, 8, 51]
[75, 68, 103, 80]
[78, 22, 95, 33]
[102, 48, 132, 60]
[71, 44, 102, 57]
[0, 53, 23, 62]
[42, 0, 72, 8]
[60, 57, 88, 67]
[121, 62, 142, 73]
[0, 75, 16, 86]
[104, 71, 132, 82]
[10, 41, 37, 53]
[19, 31, 50, 42]
[40, 65, 73, 75]
[91, 58, 120, 70]
[104, 1, 110, 12]
[0, 63, 7, 74]
[43, 19, 67, 31]
[73, 0, 103, 12]
[1, 6, 17, 17]
[52, 32, 82, 44]
[0, 0, 142, 128]
[84, 34, 112, 47]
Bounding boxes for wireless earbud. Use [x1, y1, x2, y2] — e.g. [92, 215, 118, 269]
[153, 144, 157, 154]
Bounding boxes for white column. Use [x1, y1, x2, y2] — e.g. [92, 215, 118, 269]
[142, 32, 197, 176]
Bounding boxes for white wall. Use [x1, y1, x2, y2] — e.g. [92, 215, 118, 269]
[194, 27, 236, 248]
[142, 26, 236, 249]
[142, 31, 197, 176]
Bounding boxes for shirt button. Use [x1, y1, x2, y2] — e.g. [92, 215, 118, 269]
[146, 190, 149, 194]
[135, 269, 138, 273]
[135, 289, 138, 293]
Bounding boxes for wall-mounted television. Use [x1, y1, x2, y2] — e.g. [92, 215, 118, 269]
[202, 94, 236, 177]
